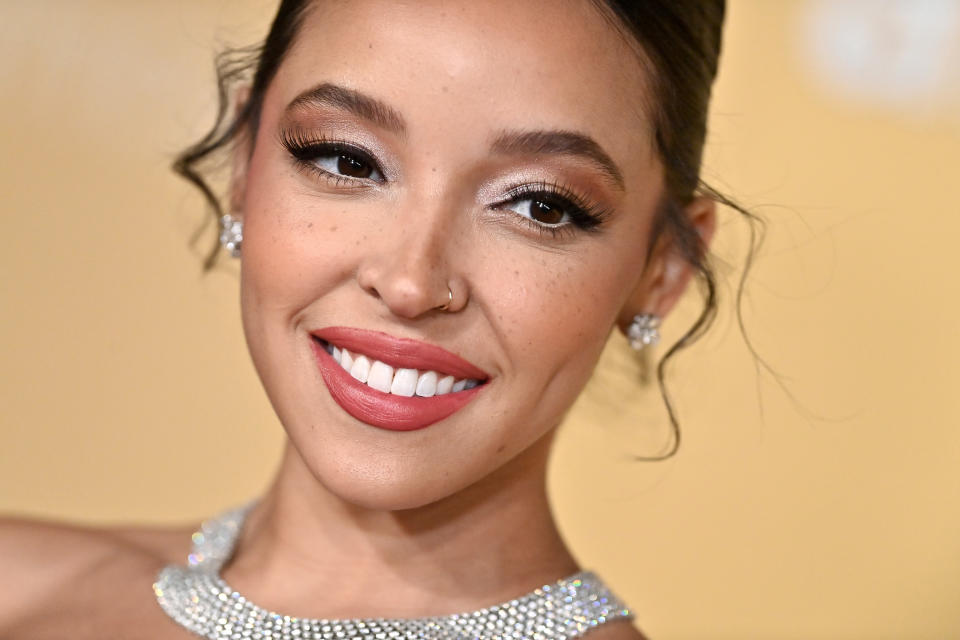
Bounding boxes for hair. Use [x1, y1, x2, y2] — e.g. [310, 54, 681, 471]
[174, 0, 764, 459]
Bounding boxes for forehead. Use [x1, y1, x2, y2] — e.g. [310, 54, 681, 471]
[268, 0, 656, 165]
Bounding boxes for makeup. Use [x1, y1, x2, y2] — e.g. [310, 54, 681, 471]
[310, 327, 488, 431]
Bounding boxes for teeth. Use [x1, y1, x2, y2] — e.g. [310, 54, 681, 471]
[415, 371, 437, 397]
[436, 375, 455, 395]
[349, 355, 371, 383]
[391, 368, 418, 397]
[367, 360, 394, 393]
[326, 343, 480, 396]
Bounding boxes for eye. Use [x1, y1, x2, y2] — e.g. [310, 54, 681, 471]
[504, 196, 572, 227]
[311, 148, 383, 181]
[279, 130, 386, 184]
[495, 182, 609, 237]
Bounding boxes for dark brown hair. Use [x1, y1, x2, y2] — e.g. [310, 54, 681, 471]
[175, 0, 764, 459]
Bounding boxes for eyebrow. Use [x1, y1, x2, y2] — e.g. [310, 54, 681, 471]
[286, 82, 407, 135]
[490, 130, 625, 190]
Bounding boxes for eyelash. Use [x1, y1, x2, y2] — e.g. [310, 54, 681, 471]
[278, 130, 384, 187]
[278, 130, 609, 239]
[496, 181, 609, 239]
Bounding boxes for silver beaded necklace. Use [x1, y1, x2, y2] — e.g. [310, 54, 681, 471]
[154, 505, 633, 640]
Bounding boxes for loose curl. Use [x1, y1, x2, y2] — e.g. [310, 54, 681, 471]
[175, 0, 765, 459]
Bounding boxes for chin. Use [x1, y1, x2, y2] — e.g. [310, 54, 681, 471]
[286, 435, 496, 512]
[324, 475, 464, 512]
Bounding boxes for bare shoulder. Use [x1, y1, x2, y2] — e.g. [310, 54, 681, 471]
[0, 514, 195, 631]
[586, 620, 650, 640]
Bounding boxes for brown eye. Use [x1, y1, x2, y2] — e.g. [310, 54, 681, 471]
[530, 200, 565, 225]
[295, 142, 384, 182]
[504, 194, 573, 228]
[499, 183, 605, 235]
[336, 153, 373, 179]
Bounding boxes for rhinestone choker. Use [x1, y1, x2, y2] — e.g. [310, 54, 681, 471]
[154, 505, 633, 640]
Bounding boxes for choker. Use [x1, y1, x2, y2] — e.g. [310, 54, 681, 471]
[154, 505, 633, 640]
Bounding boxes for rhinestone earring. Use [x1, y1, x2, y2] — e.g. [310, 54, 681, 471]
[219, 213, 243, 258]
[627, 313, 661, 350]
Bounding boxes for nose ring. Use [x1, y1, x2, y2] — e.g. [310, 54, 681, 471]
[436, 287, 453, 312]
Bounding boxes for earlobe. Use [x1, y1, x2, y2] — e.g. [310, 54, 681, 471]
[224, 128, 251, 259]
[617, 196, 717, 334]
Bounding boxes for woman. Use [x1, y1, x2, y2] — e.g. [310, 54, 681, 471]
[0, 0, 733, 637]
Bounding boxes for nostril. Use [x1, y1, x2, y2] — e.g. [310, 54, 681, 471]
[362, 282, 382, 301]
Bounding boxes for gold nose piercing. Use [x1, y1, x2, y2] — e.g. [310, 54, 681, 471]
[437, 287, 453, 311]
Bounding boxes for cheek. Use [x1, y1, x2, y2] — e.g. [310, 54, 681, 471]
[238, 154, 348, 322]
[480, 244, 631, 397]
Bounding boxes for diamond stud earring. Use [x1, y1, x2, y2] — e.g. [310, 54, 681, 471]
[627, 313, 661, 351]
[219, 214, 243, 258]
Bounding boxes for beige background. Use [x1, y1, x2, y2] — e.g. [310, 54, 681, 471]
[2, 1, 958, 638]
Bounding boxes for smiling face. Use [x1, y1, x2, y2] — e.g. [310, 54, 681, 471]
[235, 0, 697, 510]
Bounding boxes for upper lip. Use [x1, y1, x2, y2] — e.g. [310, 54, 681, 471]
[311, 326, 489, 381]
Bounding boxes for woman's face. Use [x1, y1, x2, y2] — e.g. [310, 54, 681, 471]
[237, 0, 681, 509]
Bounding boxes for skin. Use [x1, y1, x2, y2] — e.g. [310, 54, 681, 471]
[0, 1, 715, 637]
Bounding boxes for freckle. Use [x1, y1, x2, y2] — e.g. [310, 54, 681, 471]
[496, 445, 506, 454]
[329, 225, 338, 232]
[431, 167, 437, 172]
[307, 222, 313, 229]
[441, 85, 448, 93]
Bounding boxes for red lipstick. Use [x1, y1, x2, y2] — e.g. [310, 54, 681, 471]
[310, 327, 488, 431]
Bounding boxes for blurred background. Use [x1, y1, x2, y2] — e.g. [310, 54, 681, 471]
[1, 1, 958, 638]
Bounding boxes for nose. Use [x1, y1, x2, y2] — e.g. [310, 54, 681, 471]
[356, 199, 464, 319]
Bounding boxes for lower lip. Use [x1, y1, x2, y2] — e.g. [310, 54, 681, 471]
[310, 339, 484, 431]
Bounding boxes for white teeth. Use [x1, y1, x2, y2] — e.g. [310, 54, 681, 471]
[436, 375, 455, 395]
[340, 349, 354, 372]
[415, 371, 438, 397]
[366, 360, 394, 393]
[350, 355, 371, 383]
[326, 343, 481, 396]
[391, 368, 418, 397]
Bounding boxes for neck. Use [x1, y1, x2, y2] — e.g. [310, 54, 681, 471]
[222, 432, 578, 619]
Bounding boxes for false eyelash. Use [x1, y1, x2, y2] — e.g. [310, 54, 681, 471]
[498, 180, 610, 238]
[277, 129, 384, 186]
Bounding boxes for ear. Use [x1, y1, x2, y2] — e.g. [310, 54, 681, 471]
[617, 196, 717, 333]
[228, 86, 254, 217]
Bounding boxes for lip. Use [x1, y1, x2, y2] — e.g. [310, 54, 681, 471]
[312, 327, 489, 380]
[310, 327, 489, 431]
